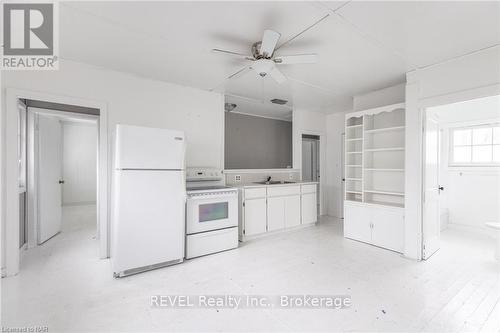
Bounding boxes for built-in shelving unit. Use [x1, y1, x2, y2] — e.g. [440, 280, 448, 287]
[344, 103, 405, 208]
[345, 115, 364, 203]
[343, 103, 406, 254]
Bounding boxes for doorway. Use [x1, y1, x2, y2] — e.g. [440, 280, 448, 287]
[20, 100, 101, 269]
[422, 94, 500, 260]
[4, 89, 108, 277]
[302, 134, 320, 216]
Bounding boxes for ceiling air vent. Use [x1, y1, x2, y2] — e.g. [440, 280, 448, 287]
[270, 98, 288, 105]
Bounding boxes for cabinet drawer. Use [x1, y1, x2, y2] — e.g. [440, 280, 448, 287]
[186, 227, 238, 259]
[267, 185, 300, 197]
[301, 184, 317, 194]
[244, 187, 266, 199]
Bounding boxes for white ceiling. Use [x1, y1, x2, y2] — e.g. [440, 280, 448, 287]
[225, 95, 293, 121]
[59, 1, 500, 114]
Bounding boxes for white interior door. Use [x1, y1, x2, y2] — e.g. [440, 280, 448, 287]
[423, 113, 441, 259]
[38, 115, 63, 244]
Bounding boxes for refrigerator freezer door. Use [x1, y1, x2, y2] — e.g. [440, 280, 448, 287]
[115, 124, 185, 170]
[112, 170, 185, 274]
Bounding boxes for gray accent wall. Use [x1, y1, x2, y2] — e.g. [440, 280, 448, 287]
[225, 112, 292, 169]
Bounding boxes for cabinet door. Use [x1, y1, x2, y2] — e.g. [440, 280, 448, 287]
[285, 195, 301, 228]
[267, 197, 285, 231]
[244, 198, 267, 236]
[301, 192, 317, 224]
[371, 208, 404, 253]
[343, 204, 371, 243]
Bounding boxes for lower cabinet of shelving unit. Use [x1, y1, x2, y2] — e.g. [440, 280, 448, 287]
[343, 201, 404, 253]
[344, 202, 371, 243]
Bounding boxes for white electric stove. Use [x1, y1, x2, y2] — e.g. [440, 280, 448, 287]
[185, 168, 239, 259]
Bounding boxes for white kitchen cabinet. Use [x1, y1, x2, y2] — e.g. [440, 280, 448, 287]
[240, 183, 317, 241]
[284, 195, 301, 228]
[343, 201, 404, 253]
[267, 197, 285, 231]
[301, 192, 317, 225]
[243, 198, 267, 236]
[344, 203, 371, 243]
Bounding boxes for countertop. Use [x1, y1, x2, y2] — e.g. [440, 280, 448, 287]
[231, 181, 318, 189]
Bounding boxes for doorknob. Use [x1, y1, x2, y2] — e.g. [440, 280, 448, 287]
[438, 186, 444, 191]
[59, 180, 65, 184]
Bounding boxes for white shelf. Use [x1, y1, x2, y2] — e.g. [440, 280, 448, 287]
[364, 168, 404, 172]
[346, 164, 362, 167]
[365, 200, 404, 208]
[345, 178, 362, 181]
[346, 138, 363, 142]
[346, 151, 362, 154]
[364, 189, 404, 196]
[365, 147, 405, 152]
[365, 126, 405, 134]
[346, 124, 363, 129]
[346, 190, 363, 194]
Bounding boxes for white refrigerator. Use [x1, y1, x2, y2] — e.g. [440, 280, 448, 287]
[111, 124, 186, 277]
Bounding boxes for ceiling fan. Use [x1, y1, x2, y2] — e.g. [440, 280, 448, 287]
[212, 18, 325, 85]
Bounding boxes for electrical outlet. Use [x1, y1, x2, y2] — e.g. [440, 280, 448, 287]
[235, 175, 241, 182]
[288, 173, 293, 180]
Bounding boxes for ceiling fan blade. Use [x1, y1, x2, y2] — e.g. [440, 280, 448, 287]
[212, 48, 254, 60]
[269, 67, 286, 84]
[259, 30, 281, 57]
[274, 54, 317, 65]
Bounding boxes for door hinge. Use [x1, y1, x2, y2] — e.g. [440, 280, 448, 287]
[242, 202, 245, 207]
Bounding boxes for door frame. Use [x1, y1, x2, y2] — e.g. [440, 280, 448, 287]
[28, 108, 99, 247]
[421, 110, 441, 259]
[3, 88, 109, 277]
[297, 129, 326, 216]
[418, 83, 500, 261]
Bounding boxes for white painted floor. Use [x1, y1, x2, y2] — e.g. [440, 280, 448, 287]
[2, 206, 499, 332]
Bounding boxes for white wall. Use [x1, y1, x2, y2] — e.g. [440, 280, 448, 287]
[293, 108, 327, 215]
[1, 59, 224, 272]
[62, 121, 97, 205]
[2, 59, 224, 169]
[405, 46, 500, 259]
[353, 83, 405, 111]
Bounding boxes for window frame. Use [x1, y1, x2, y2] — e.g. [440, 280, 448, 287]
[449, 123, 500, 167]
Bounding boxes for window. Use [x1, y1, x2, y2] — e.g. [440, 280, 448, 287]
[450, 124, 500, 165]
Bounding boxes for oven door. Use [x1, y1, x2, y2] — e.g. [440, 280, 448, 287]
[186, 191, 238, 234]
